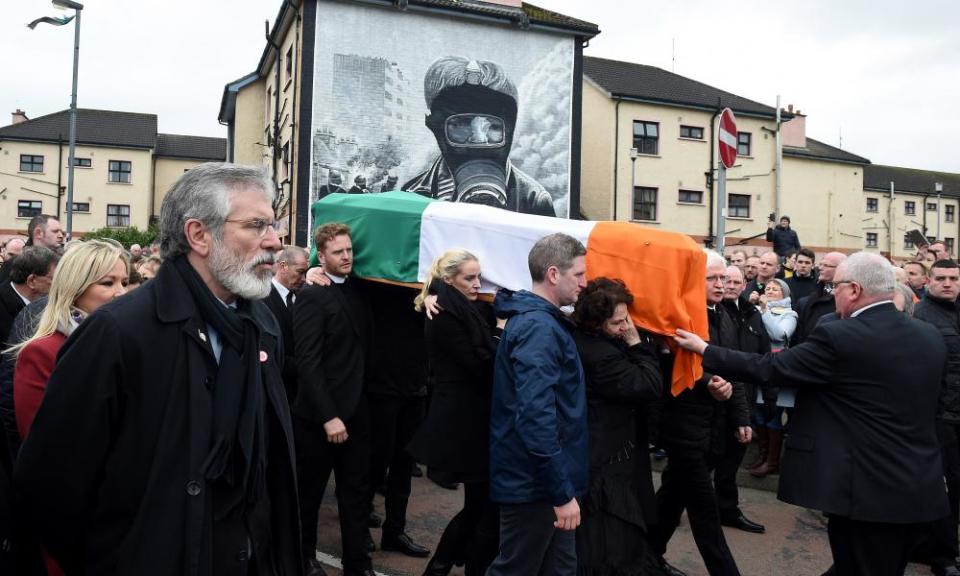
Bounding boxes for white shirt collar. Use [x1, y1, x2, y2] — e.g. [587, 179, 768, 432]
[10, 282, 31, 305]
[850, 300, 894, 317]
[272, 277, 291, 304]
[326, 272, 346, 285]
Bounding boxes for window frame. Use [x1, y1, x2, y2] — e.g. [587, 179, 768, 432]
[106, 203, 131, 227]
[678, 189, 703, 204]
[728, 193, 751, 218]
[904, 233, 915, 250]
[904, 201, 916, 216]
[17, 199, 43, 218]
[679, 125, 704, 140]
[927, 202, 939, 212]
[70, 202, 91, 213]
[108, 160, 132, 183]
[947, 205, 955, 222]
[947, 238, 955, 255]
[632, 186, 658, 221]
[866, 197, 878, 213]
[70, 157, 92, 168]
[866, 232, 878, 248]
[632, 121, 659, 155]
[737, 132, 752, 156]
[19, 154, 44, 173]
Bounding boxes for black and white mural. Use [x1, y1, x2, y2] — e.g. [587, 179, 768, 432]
[310, 0, 575, 223]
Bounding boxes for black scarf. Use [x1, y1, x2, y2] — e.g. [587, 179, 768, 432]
[171, 255, 265, 513]
[432, 278, 495, 360]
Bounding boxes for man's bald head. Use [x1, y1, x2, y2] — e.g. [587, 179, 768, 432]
[723, 265, 745, 301]
[819, 252, 848, 284]
[757, 252, 780, 283]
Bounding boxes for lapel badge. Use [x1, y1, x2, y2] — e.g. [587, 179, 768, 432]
[259, 350, 268, 363]
[198, 330, 207, 343]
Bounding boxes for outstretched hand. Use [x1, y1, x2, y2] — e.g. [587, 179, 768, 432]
[305, 267, 330, 286]
[674, 329, 708, 355]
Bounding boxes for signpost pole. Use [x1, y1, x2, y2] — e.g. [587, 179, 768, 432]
[717, 163, 726, 253]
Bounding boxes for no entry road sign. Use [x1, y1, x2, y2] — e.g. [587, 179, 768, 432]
[719, 108, 738, 169]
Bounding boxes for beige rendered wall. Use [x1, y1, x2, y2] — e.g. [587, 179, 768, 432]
[234, 79, 268, 167]
[863, 190, 960, 260]
[0, 140, 153, 235]
[781, 156, 863, 252]
[579, 81, 615, 220]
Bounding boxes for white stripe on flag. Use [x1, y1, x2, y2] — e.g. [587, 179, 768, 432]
[418, 202, 596, 293]
[719, 128, 737, 148]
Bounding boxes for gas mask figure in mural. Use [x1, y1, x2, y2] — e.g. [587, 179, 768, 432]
[402, 56, 555, 216]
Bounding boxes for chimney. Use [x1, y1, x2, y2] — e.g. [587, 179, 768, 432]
[11, 109, 28, 125]
[781, 108, 807, 148]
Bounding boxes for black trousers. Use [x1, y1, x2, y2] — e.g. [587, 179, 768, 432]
[929, 420, 960, 569]
[650, 448, 741, 576]
[486, 501, 576, 576]
[714, 440, 747, 520]
[368, 394, 426, 536]
[295, 400, 372, 574]
[827, 515, 928, 576]
[433, 481, 499, 576]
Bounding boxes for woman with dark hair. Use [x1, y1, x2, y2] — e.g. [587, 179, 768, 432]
[408, 249, 502, 576]
[571, 277, 664, 575]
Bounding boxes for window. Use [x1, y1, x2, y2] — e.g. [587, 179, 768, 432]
[71, 157, 92, 168]
[904, 233, 915, 250]
[728, 194, 751, 218]
[947, 205, 955, 222]
[866, 198, 878, 213]
[20, 154, 44, 173]
[866, 233, 878, 248]
[678, 190, 703, 204]
[632, 187, 657, 221]
[107, 204, 130, 227]
[632, 121, 659, 155]
[737, 132, 752, 156]
[108, 160, 132, 183]
[928, 236, 937, 244]
[904, 201, 916, 215]
[679, 125, 704, 139]
[947, 238, 956, 255]
[17, 200, 42, 218]
[71, 202, 90, 212]
[284, 46, 294, 82]
[928, 202, 938, 211]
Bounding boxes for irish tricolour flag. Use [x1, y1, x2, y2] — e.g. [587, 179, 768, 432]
[312, 191, 708, 394]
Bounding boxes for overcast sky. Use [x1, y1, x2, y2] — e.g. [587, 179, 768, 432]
[4, 0, 958, 172]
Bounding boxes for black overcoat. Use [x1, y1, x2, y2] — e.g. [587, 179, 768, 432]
[13, 263, 302, 576]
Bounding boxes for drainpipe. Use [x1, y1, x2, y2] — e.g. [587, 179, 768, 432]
[56, 133, 63, 220]
[612, 97, 622, 221]
[888, 181, 895, 256]
[266, 20, 282, 188]
[287, 0, 300, 239]
[775, 95, 782, 216]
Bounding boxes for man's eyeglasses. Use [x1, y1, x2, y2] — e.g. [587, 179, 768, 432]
[225, 217, 281, 238]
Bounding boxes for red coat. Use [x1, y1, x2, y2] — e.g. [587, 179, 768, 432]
[14, 332, 66, 440]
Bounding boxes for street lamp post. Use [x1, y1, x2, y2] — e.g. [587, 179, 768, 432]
[628, 147, 638, 222]
[53, 0, 84, 240]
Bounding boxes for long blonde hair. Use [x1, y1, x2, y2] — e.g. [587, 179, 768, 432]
[414, 249, 478, 312]
[9, 239, 129, 357]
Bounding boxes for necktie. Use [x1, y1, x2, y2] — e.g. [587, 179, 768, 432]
[285, 290, 294, 307]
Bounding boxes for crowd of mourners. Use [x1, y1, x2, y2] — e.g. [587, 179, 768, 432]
[0, 163, 958, 576]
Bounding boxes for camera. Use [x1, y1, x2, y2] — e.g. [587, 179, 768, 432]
[768, 212, 776, 222]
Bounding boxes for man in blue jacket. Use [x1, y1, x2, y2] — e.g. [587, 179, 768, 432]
[487, 233, 588, 576]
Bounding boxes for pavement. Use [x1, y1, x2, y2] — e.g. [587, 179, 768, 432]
[311, 460, 934, 575]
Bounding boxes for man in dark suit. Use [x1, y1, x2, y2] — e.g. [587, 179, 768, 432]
[14, 163, 302, 576]
[676, 251, 950, 575]
[316, 171, 346, 201]
[293, 223, 376, 576]
[0, 246, 57, 343]
[264, 245, 308, 401]
[792, 252, 847, 345]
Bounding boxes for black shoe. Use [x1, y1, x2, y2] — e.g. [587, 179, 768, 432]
[367, 511, 382, 528]
[421, 556, 454, 576]
[411, 464, 424, 477]
[381, 531, 431, 558]
[656, 556, 688, 576]
[305, 557, 328, 576]
[364, 531, 376, 553]
[720, 512, 766, 534]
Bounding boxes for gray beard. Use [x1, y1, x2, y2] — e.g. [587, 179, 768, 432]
[208, 242, 274, 300]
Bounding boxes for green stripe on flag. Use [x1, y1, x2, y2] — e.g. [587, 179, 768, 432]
[309, 191, 435, 283]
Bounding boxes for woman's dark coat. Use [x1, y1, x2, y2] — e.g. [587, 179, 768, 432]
[13, 263, 302, 576]
[572, 328, 663, 575]
[407, 285, 497, 484]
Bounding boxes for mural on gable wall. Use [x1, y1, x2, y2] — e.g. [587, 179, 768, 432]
[309, 0, 575, 238]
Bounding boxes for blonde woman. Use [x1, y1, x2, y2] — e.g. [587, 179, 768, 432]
[408, 249, 502, 576]
[14, 239, 129, 440]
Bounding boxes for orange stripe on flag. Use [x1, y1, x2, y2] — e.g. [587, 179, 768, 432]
[585, 221, 708, 396]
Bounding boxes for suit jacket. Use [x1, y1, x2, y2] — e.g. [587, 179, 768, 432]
[264, 285, 297, 402]
[0, 282, 27, 344]
[292, 278, 374, 425]
[13, 262, 302, 576]
[703, 302, 949, 524]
